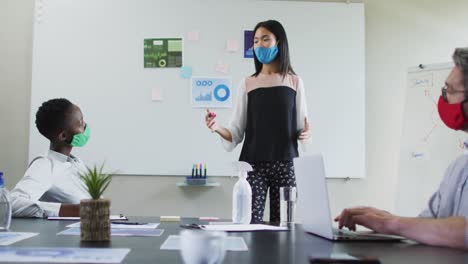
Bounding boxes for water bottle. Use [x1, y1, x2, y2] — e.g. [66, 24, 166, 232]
[232, 162, 253, 224]
[0, 171, 12, 231]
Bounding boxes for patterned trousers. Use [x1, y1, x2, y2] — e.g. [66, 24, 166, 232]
[247, 161, 296, 224]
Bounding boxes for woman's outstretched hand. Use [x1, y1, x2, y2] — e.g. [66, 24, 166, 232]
[205, 109, 219, 132]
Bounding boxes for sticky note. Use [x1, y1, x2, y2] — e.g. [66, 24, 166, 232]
[180, 66, 192, 79]
[215, 62, 230, 74]
[226, 39, 239, 52]
[188, 30, 200, 41]
[160, 216, 181, 222]
[152, 87, 163, 101]
[199, 217, 220, 221]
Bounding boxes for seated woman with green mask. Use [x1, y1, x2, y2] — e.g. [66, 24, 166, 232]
[10, 98, 91, 217]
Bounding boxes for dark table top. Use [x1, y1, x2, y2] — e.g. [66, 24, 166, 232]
[6, 216, 468, 264]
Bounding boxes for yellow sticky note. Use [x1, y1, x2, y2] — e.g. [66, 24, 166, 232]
[160, 216, 181, 222]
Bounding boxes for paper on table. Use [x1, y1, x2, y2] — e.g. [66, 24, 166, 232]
[0, 247, 130, 263]
[48, 215, 127, 221]
[202, 224, 288, 232]
[160, 235, 248, 251]
[66, 222, 160, 229]
[58, 227, 164, 237]
[0, 232, 38, 246]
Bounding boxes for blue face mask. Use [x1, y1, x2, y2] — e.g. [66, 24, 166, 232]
[254, 45, 279, 64]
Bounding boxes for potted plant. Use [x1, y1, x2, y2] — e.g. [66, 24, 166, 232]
[79, 164, 112, 242]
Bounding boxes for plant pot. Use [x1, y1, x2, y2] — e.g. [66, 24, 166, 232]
[80, 199, 110, 242]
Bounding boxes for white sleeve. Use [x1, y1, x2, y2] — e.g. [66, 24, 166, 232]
[221, 78, 247, 152]
[296, 77, 309, 141]
[10, 158, 61, 218]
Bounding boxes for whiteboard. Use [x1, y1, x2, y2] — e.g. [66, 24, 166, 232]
[29, 0, 365, 177]
[395, 63, 466, 216]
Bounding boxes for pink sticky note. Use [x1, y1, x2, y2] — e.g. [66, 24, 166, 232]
[199, 217, 220, 221]
[215, 62, 230, 74]
[188, 30, 200, 41]
[226, 39, 239, 52]
[152, 87, 163, 101]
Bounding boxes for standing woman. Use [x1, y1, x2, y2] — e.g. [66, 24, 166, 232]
[205, 20, 310, 223]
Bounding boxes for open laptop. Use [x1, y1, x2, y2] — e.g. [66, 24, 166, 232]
[293, 154, 403, 241]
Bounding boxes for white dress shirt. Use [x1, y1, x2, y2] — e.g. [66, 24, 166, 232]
[10, 150, 90, 218]
[221, 74, 309, 151]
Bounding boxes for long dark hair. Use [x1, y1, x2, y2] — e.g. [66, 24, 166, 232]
[251, 20, 296, 78]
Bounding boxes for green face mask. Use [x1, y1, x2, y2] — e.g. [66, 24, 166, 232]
[70, 124, 90, 147]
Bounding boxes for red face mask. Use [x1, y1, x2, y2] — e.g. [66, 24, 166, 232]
[437, 96, 467, 130]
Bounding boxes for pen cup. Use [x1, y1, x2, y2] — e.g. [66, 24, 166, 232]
[280, 186, 297, 228]
[180, 230, 226, 264]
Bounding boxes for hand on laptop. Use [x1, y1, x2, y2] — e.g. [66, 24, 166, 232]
[334, 206, 398, 234]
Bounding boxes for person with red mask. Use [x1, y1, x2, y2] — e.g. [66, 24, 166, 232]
[333, 47, 468, 249]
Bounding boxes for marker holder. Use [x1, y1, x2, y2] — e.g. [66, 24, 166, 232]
[185, 176, 207, 185]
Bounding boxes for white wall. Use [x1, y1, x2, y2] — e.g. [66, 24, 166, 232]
[0, 0, 34, 190]
[2, 0, 468, 219]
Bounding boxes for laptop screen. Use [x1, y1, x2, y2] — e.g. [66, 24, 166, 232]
[294, 154, 334, 239]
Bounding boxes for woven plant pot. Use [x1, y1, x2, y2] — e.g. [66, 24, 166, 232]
[80, 199, 110, 242]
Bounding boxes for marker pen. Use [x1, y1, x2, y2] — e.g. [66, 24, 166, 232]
[191, 164, 195, 178]
[199, 163, 202, 177]
[208, 112, 217, 133]
[204, 164, 207, 178]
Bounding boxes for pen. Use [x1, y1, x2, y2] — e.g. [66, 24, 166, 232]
[199, 163, 202, 177]
[180, 223, 205, 229]
[204, 164, 207, 178]
[192, 164, 195, 177]
[112, 221, 148, 225]
[195, 164, 198, 177]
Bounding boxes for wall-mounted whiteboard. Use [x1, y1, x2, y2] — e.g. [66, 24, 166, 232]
[29, 0, 365, 177]
[395, 63, 464, 216]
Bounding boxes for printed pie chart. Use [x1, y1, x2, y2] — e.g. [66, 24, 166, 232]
[213, 84, 230, 102]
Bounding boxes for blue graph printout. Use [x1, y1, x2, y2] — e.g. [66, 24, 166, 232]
[0, 247, 130, 263]
[191, 76, 232, 108]
[0, 233, 20, 242]
[0, 232, 38, 246]
[58, 227, 164, 237]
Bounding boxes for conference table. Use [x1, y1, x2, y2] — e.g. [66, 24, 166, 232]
[6, 217, 468, 263]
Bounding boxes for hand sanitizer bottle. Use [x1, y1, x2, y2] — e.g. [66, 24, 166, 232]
[232, 161, 253, 224]
[0, 172, 11, 231]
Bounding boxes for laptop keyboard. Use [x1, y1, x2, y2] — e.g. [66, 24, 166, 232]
[333, 228, 365, 239]
[332, 228, 403, 241]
